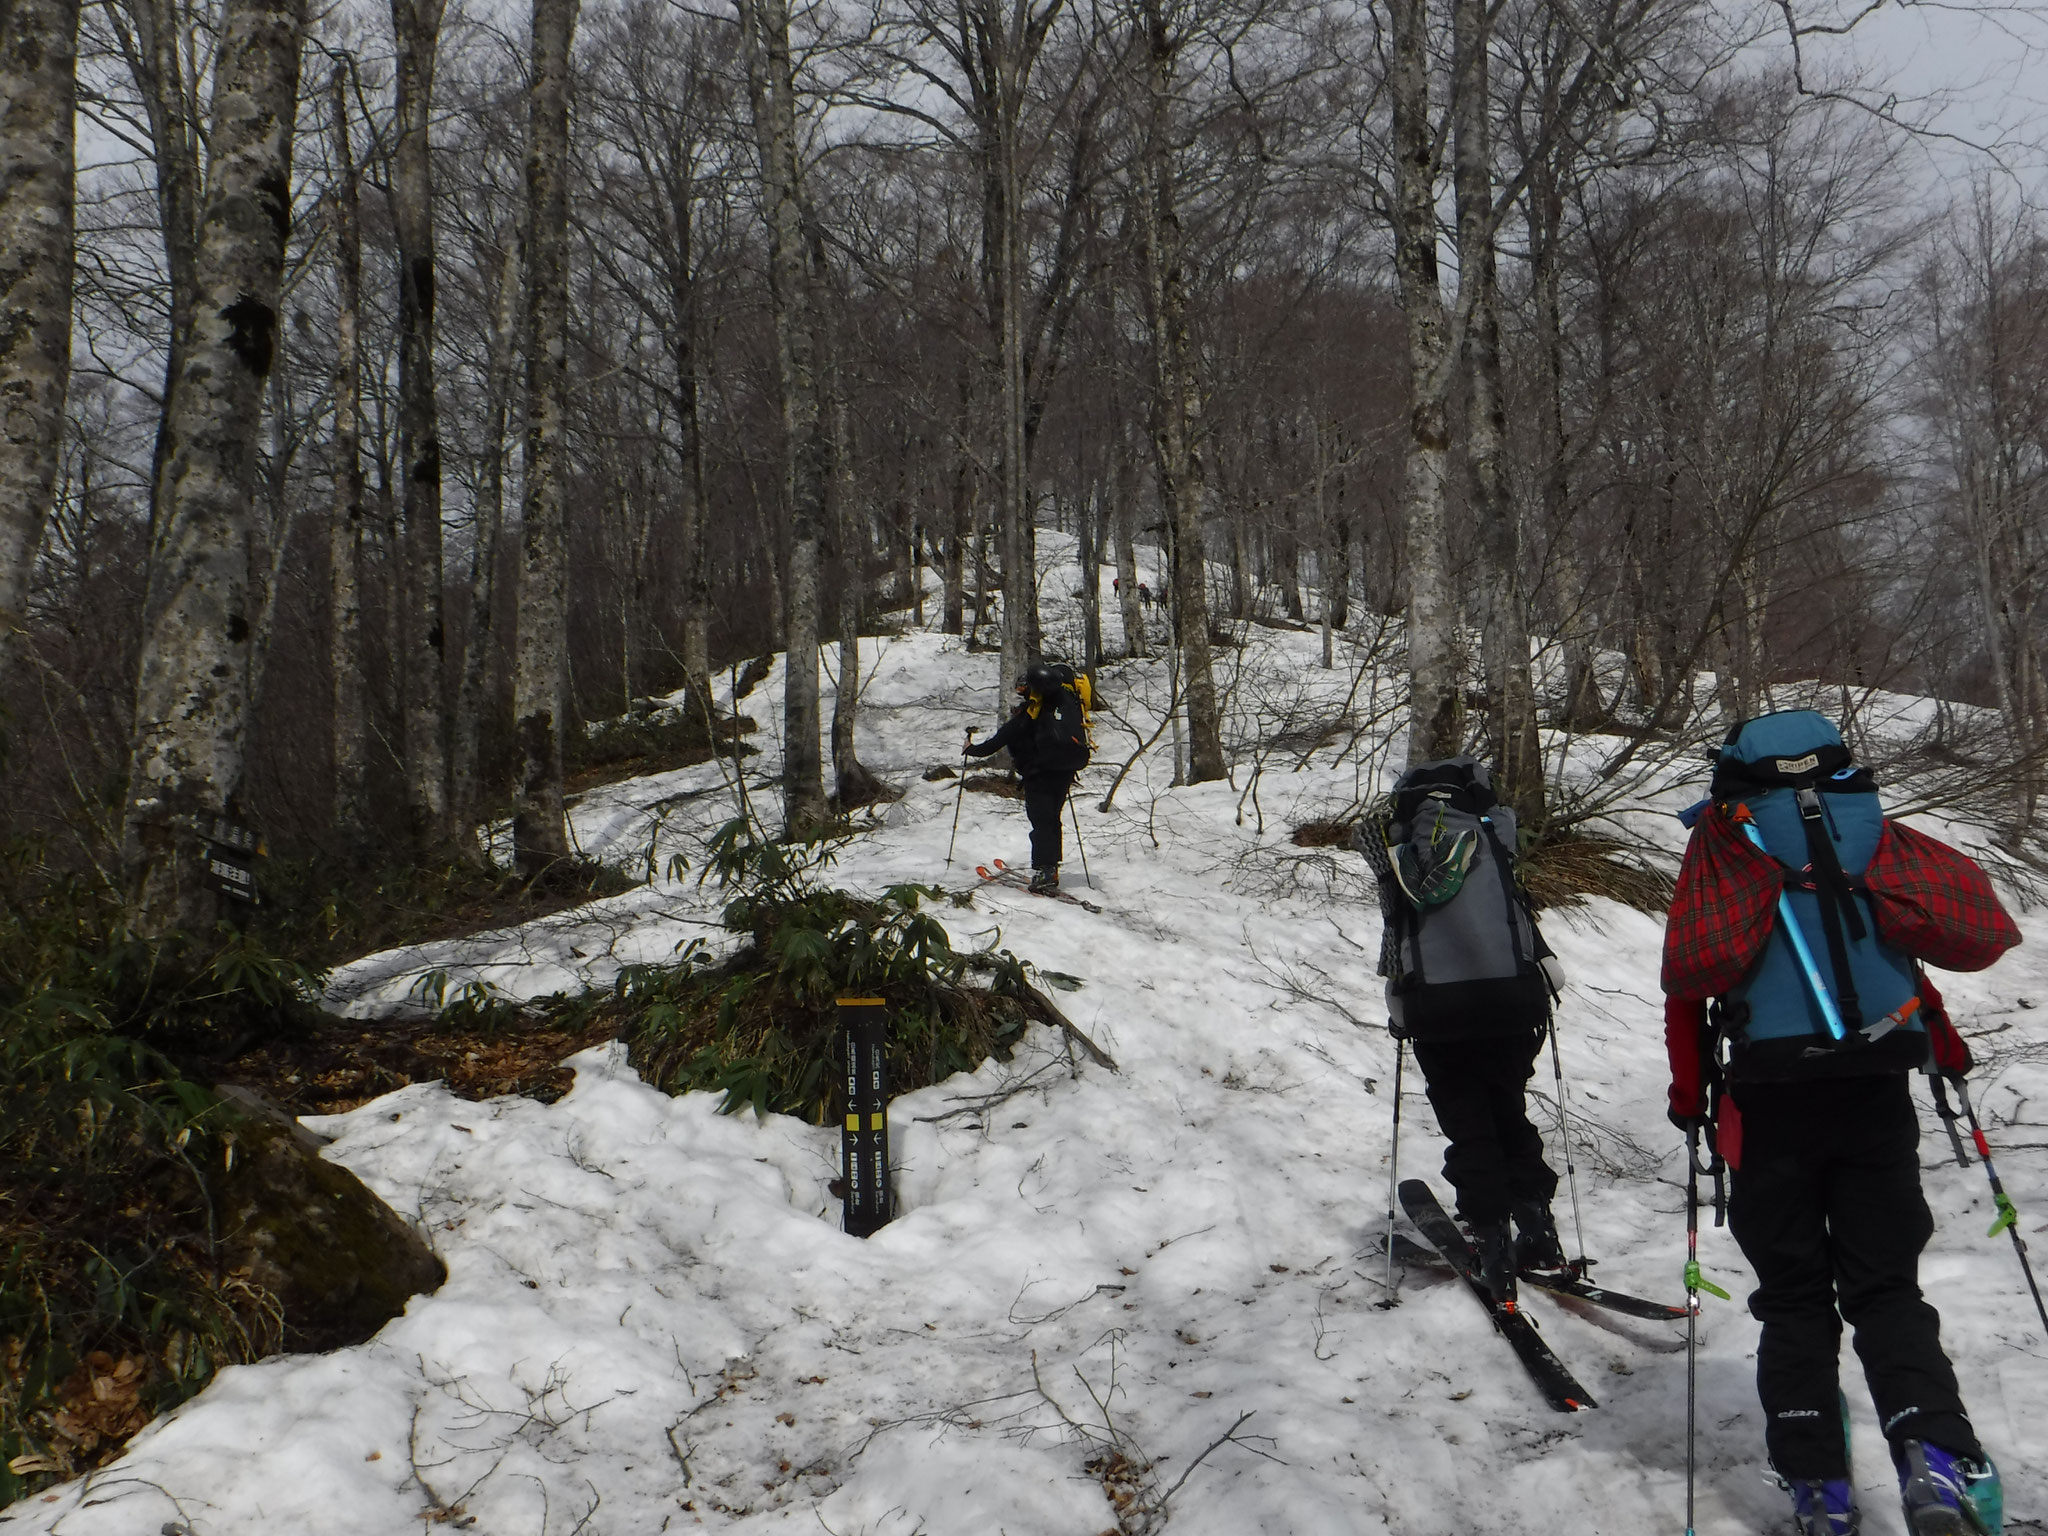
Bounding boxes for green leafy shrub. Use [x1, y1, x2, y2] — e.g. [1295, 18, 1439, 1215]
[620, 820, 1036, 1120]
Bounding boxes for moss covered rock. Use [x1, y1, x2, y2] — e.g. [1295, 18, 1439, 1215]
[212, 1090, 443, 1352]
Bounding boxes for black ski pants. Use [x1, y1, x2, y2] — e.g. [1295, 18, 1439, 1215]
[1022, 771, 1076, 871]
[1411, 1027, 1555, 1225]
[1728, 1073, 1981, 1479]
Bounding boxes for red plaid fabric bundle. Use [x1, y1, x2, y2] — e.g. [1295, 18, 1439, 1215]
[1661, 802, 1785, 1000]
[1862, 820, 2020, 973]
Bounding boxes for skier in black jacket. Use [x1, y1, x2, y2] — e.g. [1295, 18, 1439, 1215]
[964, 662, 1090, 893]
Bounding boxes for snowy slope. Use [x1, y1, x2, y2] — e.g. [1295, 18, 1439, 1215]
[9, 546, 2046, 1536]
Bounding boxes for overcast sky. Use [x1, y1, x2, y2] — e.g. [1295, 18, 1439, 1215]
[1783, 1, 2048, 192]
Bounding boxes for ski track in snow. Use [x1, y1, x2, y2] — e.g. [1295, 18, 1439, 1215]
[10, 540, 2047, 1536]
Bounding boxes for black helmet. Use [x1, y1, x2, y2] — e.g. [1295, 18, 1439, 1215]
[1022, 661, 1064, 694]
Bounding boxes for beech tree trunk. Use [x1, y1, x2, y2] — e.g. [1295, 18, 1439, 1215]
[511, 0, 579, 876]
[1453, 0, 1540, 821]
[674, 228, 713, 727]
[452, 231, 521, 835]
[1390, 0, 1461, 765]
[391, 0, 452, 848]
[121, 0, 306, 936]
[741, 0, 829, 834]
[1135, 0, 1223, 782]
[327, 65, 369, 845]
[0, 0, 78, 690]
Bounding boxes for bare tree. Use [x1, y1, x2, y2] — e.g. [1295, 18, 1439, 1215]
[327, 61, 369, 845]
[120, 0, 306, 934]
[1452, 0, 1539, 815]
[739, 0, 829, 833]
[102, 0, 204, 540]
[511, 0, 580, 875]
[451, 226, 520, 834]
[1131, 0, 1223, 781]
[1386, 0, 1460, 763]
[0, 0, 79, 695]
[390, 0, 453, 848]
[1919, 186, 2048, 837]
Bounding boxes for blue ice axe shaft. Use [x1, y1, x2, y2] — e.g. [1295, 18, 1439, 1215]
[1736, 819, 1847, 1041]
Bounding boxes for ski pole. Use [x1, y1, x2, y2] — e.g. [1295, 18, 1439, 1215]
[1684, 1124, 1731, 1536]
[1066, 790, 1091, 885]
[1379, 1033, 1406, 1308]
[1925, 1068, 1973, 1169]
[1952, 1075, 2048, 1335]
[1547, 1009, 1591, 1272]
[944, 728, 974, 868]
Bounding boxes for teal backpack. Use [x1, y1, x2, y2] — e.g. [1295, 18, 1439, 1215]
[1710, 711, 1921, 1053]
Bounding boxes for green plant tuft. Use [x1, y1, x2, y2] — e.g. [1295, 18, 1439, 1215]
[618, 820, 1035, 1121]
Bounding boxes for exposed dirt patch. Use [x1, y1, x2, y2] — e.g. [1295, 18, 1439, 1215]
[215, 1010, 624, 1116]
[1290, 819, 1355, 848]
[961, 772, 1023, 799]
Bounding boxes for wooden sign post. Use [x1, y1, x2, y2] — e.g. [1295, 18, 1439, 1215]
[838, 997, 892, 1236]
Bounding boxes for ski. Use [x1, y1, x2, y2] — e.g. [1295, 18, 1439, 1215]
[1398, 1179, 1598, 1413]
[1388, 1233, 1687, 1322]
[1518, 1267, 1688, 1322]
[972, 864, 1102, 913]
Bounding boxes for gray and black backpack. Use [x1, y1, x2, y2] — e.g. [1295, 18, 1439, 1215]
[1353, 757, 1552, 1034]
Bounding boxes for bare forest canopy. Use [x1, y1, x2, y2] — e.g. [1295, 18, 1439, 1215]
[9, 0, 2048, 937]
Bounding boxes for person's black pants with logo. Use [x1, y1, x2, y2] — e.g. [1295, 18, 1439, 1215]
[1022, 771, 1076, 870]
[1728, 1072, 1981, 1478]
[1411, 1026, 1555, 1224]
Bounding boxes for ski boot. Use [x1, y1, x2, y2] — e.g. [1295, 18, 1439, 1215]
[1510, 1199, 1570, 1275]
[1469, 1218, 1517, 1305]
[1777, 1476, 1860, 1536]
[1029, 865, 1060, 895]
[1897, 1440, 2003, 1536]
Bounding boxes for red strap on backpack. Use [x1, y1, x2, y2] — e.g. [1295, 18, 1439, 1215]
[1661, 801, 1784, 1000]
[1861, 821, 2020, 973]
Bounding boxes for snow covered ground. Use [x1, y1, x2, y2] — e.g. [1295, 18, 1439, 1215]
[9, 546, 2047, 1536]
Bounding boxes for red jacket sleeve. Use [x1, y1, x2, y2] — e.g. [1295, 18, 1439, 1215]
[1666, 996, 1710, 1119]
[1919, 970, 1974, 1077]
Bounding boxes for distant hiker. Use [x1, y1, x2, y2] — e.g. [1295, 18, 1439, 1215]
[1663, 710, 2019, 1536]
[1137, 582, 1152, 607]
[964, 661, 1093, 893]
[1354, 756, 1569, 1303]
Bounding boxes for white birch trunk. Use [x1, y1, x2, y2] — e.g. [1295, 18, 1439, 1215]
[121, 0, 306, 935]
[1389, 0, 1460, 764]
[0, 0, 78, 687]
